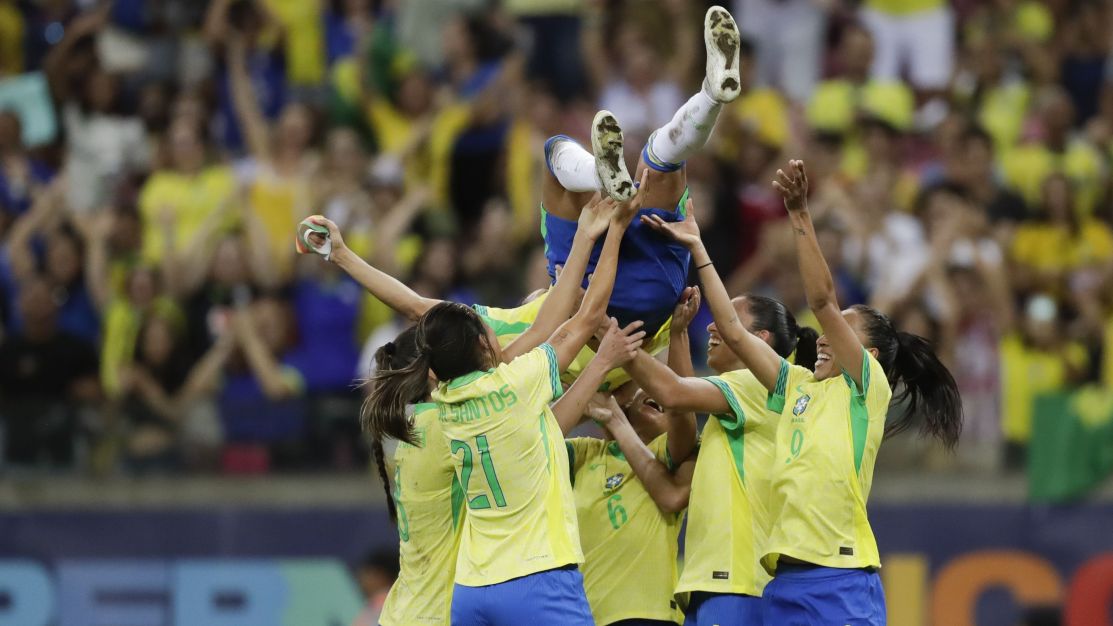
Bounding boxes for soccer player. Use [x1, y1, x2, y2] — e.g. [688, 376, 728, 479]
[646, 160, 963, 625]
[562, 288, 703, 626]
[618, 245, 818, 625]
[362, 186, 647, 625]
[535, 5, 743, 383]
[369, 326, 456, 626]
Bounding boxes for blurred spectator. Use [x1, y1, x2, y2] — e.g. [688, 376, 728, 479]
[138, 118, 236, 265]
[218, 298, 308, 468]
[350, 548, 400, 626]
[0, 279, 99, 468]
[43, 1, 149, 213]
[860, 0, 954, 124]
[114, 308, 230, 472]
[5, 181, 99, 345]
[1002, 87, 1105, 217]
[0, 110, 54, 218]
[732, 0, 825, 103]
[1000, 294, 1089, 470]
[505, 0, 587, 100]
[1010, 174, 1113, 295]
[585, 0, 696, 148]
[228, 34, 317, 280]
[204, 0, 288, 152]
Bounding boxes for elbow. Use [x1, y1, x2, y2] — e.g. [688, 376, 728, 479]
[656, 489, 690, 515]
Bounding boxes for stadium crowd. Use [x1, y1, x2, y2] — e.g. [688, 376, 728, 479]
[0, 0, 1110, 477]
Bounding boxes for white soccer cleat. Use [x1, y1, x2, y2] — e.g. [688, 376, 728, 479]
[704, 6, 741, 103]
[591, 110, 635, 202]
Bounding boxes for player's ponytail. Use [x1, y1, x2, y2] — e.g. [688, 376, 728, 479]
[851, 305, 963, 449]
[745, 294, 819, 371]
[364, 326, 423, 522]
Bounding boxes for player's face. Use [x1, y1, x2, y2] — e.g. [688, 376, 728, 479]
[815, 309, 872, 381]
[627, 388, 667, 443]
[706, 297, 768, 374]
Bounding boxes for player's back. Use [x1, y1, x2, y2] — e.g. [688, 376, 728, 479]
[379, 405, 462, 626]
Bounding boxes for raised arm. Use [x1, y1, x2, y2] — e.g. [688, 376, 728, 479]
[231, 308, 299, 400]
[664, 286, 700, 463]
[84, 211, 114, 312]
[594, 395, 694, 515]
[307, 216, 440, 320]
[226, 37, 272, 163]
[547, 171, 649, 370]
[551, 318, 645, 435]
[641, 199, 782, 391]
[43, 3, 112, 101]
[502, 194, 612, 361]
[8, 182, 64, 283]
[775, 160, 865, 387]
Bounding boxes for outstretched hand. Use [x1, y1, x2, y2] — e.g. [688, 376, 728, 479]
[614, 169, 651, 224]
[672, 286, 702, 331]
[595, 317, 647, 368]
[640, 197, 702, 250]
[773, 159, 809, 213]
[578, 193, 615, 239]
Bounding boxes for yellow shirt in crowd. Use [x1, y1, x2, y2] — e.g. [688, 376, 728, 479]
[1010, 219, 1113, 276]
[1000, 334, 1088, 443]
[138, 166, 236, 264]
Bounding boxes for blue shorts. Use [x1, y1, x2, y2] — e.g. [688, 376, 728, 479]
[450, 565, 593, 626]
[761, 564, 886, 626]
[541, 195, 690, 336]
[683, 591, 762, 626]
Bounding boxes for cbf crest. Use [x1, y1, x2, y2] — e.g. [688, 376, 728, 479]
[605, 473, 625, 490]
[793, 394, 811, 416]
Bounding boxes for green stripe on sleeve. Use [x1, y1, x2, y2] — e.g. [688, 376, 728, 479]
[541, 343, 563, 400]
[703, 376, 747, 484]
[766, 359, 790, 412]
[849, 349, 872, 473]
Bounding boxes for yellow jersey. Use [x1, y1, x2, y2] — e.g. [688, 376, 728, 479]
[474, 293, 672, 390]
[677, 369, 779, 600]
[1000, 334, 1088, 443]
[138, 167, 236, 264]
[1001, 141, 1105, 217]
[433, 344, 582, 586]
[567, 435, 683, 625]
[761, 352, 891, 573]
[380, 404, 463, 626]
[1010, 219, 1113, 276]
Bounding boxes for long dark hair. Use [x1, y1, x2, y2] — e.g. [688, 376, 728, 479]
[362, 302, 495, 515]
[368, 326, 422, 522]
[745, 294, 819, 371]
[850, 304, 963, 449]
